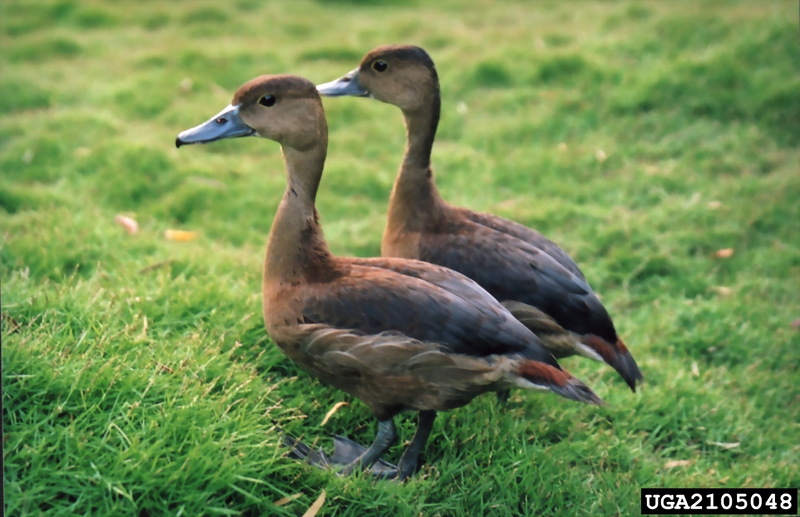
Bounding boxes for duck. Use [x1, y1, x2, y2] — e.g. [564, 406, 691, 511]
[176, 74, 603, 480]
[317, 45, 643, 391]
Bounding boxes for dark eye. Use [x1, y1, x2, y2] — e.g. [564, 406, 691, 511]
[259, 95, 276, 107]
[372, 60, 388, 72]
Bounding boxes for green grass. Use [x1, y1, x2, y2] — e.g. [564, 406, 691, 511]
[2, 0, 798, 515]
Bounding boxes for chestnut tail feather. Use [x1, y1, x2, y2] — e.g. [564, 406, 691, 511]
[517, 361, 605, 406]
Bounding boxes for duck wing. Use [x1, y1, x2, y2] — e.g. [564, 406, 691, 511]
[299, 261, 557, 365]
[349, 256, 514, 309]
[462, 209, 587, 280]
[416, 218, 618, 344]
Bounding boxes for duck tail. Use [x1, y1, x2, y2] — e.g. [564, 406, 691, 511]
[515, 361, 605, 406]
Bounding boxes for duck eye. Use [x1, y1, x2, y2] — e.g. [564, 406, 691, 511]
[259, 95, 276, 107]
[372, 60, 388, 72]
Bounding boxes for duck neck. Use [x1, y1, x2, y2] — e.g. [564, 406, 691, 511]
[264, 142, 333, 285]
[401, 96, 439, 172]
[387, 88, 445, 227]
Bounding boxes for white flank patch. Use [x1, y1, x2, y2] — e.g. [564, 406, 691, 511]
[513, 377, 550, 391]
[577, 343, 605, 362]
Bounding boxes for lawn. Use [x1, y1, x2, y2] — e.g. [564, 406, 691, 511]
[2, 0, 798, 515]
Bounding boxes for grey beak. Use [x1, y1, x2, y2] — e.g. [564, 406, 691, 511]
[176, 104, 254, 148]
[316, 68, 369, 97]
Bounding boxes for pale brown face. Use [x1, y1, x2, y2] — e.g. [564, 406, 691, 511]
[318, 45, 439, 113]
[177, 74, 326, 151]
[235, 75, 326, 151]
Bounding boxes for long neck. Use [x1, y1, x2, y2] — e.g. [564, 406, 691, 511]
[402, 94, 439, 172]
[263, 141, 333, 285]
[386, 86, 446, 230]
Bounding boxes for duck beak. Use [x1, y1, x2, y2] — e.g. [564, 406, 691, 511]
[316, 68, 369, 97]
[176, 104, 255, 148]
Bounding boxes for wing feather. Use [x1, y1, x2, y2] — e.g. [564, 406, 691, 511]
[463, 208, 586, 279]
[299, 262, 556, 364]
[416, 221, 617, 342]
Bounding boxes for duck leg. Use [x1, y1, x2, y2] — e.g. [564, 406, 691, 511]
[283, 432, 398, 475]
[495, 390, 511, 403]
[330, 436, 398, 476]
[284, 412, 434, 480]
[395, 410, 437, 480]
[339, 419, 397, 476]
[330, 411, 437, 480]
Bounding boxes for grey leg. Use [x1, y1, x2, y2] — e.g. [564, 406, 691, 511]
[330, 436, 398, 476]
[283, 432, 397, 476]
[396, 410, 437, 481]
[339, 419, 397, 476]
[496, 389, 511, 403]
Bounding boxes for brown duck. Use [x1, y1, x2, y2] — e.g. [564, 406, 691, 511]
[176, 74, 602, 480]
[317, 45, 643, 391]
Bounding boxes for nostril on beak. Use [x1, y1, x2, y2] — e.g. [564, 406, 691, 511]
[216, 117, 227, 124]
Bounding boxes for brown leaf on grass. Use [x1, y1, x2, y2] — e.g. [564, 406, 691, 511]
[114, 215, 139, 234]
[711, 286, 733, 296]
[302, 490, 326, 517]
[663, 459, 693, 469]
[274, 493, 302, 507]
[595, 149, 607, 162]
[707, 200, 723, 210]
[321, 401, 349, 426]
[165, 229, 197, 242]
[714, 248, 735, 258]
[790, 318, 800, 329]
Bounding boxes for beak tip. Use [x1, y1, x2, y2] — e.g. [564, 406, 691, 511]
[175, 138, 183, 149]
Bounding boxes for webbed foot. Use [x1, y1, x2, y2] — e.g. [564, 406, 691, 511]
[282, 432, 398, 477]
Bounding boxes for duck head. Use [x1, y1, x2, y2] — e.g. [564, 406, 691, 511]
[176, 74, 326, 151]
[317, 45, 439, 113]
